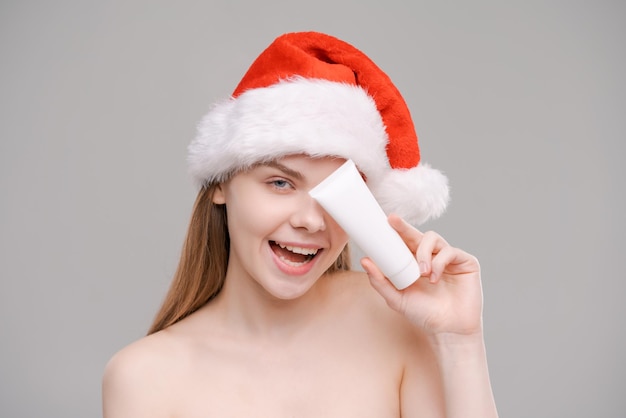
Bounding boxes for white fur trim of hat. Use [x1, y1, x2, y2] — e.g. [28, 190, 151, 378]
[187, 32, 449, 225]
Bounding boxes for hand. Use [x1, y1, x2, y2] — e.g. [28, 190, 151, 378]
[361, 214, 484, 338]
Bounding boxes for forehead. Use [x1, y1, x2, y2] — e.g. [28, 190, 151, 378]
[255, 154, 344, 170]
[242, 154, 347, 183]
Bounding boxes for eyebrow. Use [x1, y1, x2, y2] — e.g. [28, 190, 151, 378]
[263, 161, 304, 180]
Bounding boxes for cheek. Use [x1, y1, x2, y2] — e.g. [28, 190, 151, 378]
[226, 192, 287, 237]
[327, 216, 349, 243]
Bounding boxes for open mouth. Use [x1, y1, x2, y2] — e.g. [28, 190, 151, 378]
[269, 241, 320, 267]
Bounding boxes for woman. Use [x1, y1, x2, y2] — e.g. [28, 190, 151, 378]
[103, 31, 498, 417]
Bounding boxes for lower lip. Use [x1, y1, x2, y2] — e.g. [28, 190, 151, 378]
[269, 244, 320, 276]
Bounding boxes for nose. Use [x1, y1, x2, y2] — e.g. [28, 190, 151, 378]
[290, 194, 327, 232]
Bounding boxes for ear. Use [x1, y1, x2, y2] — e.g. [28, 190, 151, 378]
[212, 183, 226, 204]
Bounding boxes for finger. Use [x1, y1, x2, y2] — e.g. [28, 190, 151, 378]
[430, 246, 479, 283]
[387, 214, 423, 252]
[415, 231, 449, 278]
[429, 246, 456, 283]
[360, 257, 403, 312]
[387, 215, 440, 277]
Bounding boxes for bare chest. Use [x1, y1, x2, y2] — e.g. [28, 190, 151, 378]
[170, 340, 403, 418]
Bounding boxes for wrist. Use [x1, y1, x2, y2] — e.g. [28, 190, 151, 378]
[427, 331, 487, 361]
[426, 331, 498, 418]
[429, 330, 485, 345]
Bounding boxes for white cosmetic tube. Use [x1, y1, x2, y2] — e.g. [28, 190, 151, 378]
[309, 159, 420, 290]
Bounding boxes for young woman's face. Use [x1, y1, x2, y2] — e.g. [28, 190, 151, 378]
[213, 155, 349, 300]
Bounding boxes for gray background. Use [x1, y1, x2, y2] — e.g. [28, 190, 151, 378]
[1, 1, 624, 417]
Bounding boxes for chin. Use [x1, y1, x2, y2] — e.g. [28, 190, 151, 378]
[261, 275, 321, 301]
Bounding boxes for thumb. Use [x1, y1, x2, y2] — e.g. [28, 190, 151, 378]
[360, 257, 404, 312]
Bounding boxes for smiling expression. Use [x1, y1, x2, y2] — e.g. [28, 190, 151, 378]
[212, 155, 350, 300]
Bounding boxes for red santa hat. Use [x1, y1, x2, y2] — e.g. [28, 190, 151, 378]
[188, 31, 449, 225]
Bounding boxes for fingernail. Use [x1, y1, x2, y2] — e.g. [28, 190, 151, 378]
[419, 261, 428, 276]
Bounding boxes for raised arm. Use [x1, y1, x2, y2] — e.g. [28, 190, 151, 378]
[361, 215, 498, 418]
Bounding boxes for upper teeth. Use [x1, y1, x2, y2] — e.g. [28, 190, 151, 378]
[277, 242, 319, 256]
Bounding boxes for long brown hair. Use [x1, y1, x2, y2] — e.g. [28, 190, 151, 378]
[148, 183, 351, 334]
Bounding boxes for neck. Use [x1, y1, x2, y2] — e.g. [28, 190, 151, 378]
[210, 270, 330, 341]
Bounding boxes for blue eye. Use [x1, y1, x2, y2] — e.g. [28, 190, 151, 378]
[269, 179, 292, 190]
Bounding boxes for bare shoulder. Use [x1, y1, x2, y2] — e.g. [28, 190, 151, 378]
[327, 270, 424, 346]
[329, 271, 412, 325]
[102, 330, 181, 417]
[329, 270, 444, 411]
